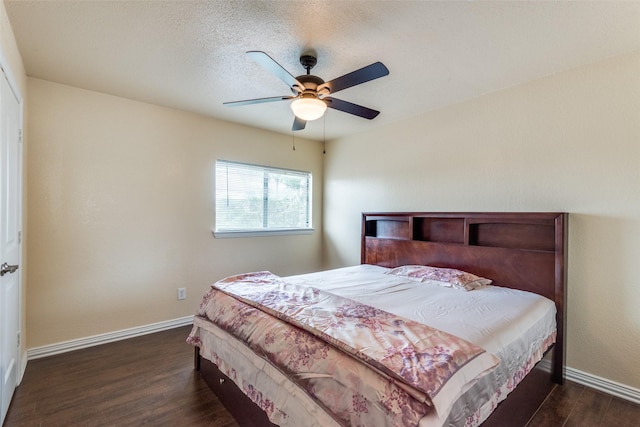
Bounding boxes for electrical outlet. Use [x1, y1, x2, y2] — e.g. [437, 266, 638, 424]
[177, 287, 186, 300]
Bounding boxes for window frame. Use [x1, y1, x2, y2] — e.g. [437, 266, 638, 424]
[213, 160, 314, 238]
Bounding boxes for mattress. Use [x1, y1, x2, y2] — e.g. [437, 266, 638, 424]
[190, 264, 556, 426]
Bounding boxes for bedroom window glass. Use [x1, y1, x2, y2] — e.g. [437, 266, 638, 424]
[214, 160, 312, 237]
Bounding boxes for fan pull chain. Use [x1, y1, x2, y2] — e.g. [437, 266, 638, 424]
[323, 115, 326, 154]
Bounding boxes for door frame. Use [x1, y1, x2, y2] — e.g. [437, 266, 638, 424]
[0, 47, 25, 420]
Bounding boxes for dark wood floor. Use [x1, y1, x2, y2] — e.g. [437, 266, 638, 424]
[4, 325, 639, 426]
[4, 326, 238, 427]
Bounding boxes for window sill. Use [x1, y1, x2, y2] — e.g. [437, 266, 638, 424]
[212, 228, 315, 238]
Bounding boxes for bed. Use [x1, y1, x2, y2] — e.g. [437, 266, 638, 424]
[188, 212, 567, 426]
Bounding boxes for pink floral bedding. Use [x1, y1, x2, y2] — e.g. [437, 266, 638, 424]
[188, 271, 499, 426]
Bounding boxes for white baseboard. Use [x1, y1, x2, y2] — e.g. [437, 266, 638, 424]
[26, 316, 194, 360]
[538, 359, 640, 404]
[565, 366, 640, 405]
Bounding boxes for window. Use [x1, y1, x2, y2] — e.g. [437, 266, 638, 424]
[214, 160, 312, 237]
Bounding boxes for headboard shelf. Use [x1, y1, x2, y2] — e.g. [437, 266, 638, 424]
[363, 212, 559, 252]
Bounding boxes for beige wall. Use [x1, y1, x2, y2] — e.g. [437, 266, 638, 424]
[323, 51, 640, 389]
[26, 78, 324, 348]
[1, 0, 28, 370]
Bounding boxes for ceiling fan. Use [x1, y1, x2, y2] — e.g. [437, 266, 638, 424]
[224, 51, 389, 131]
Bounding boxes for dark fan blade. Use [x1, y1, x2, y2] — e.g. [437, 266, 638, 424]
[318, 62, 389, 95]
[292, 116, 306, 131]
[223, 96, 293, 107]
[324, 97, 380, 119]
[247, 51, 304, 92]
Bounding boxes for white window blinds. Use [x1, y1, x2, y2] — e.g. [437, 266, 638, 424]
[215, 160, 312, 235]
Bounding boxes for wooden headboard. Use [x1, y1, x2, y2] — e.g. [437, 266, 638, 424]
[361, 212, 567, 383]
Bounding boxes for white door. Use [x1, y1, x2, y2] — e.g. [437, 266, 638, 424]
[0, 64, 22, 425]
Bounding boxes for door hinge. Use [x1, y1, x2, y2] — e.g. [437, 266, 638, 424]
[18, 129, 23, 143]
[17, 331, 21, 347]
[18, 230, 22, 244]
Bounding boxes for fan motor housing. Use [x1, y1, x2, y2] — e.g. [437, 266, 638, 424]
[297, 74, 324, 86]
[292, 74, 325, 96]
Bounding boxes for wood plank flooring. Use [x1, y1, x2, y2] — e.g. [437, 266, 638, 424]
[4, 325, 639, 426]
[4, 326, 238, 427]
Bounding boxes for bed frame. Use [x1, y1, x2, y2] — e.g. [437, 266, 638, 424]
[195, 212, 567, 426]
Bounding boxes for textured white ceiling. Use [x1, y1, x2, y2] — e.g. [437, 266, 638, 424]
[5, 1, 640, 141]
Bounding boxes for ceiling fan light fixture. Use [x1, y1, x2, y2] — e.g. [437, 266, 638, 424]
[290, 97, 327, 121]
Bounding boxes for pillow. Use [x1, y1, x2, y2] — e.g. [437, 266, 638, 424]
[385, 265, 492, 291]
